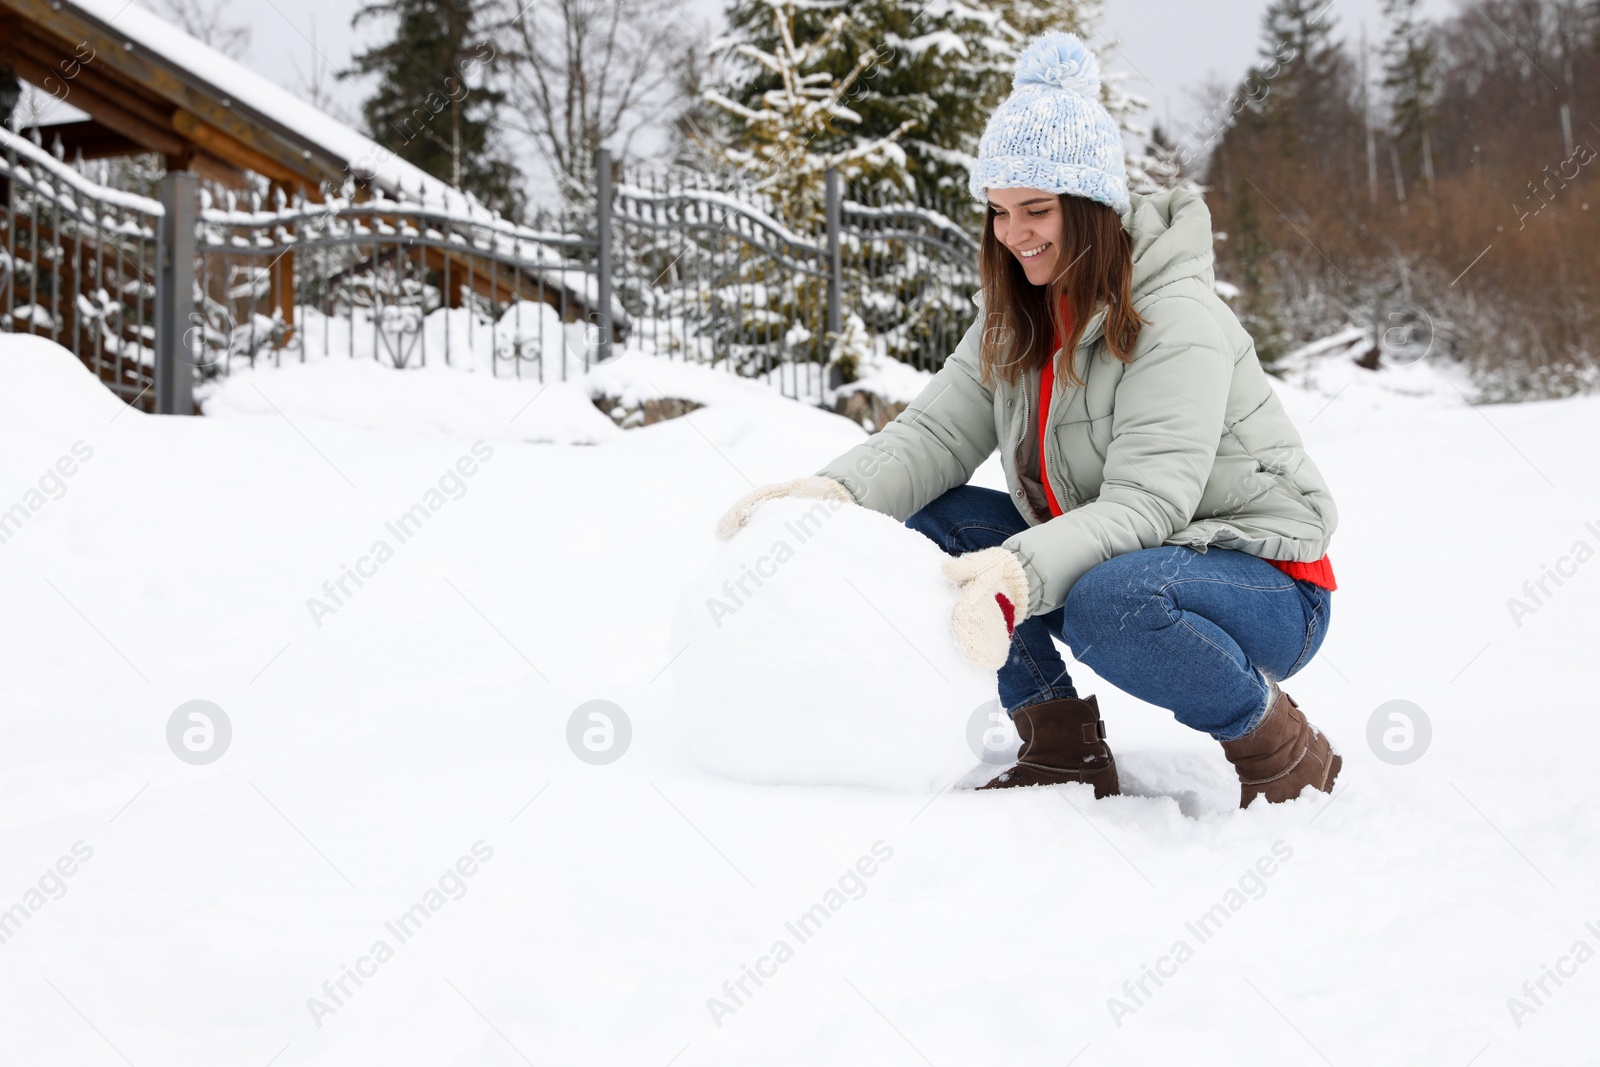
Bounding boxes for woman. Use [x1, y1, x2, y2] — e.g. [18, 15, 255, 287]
[716, 32, 1342, 808]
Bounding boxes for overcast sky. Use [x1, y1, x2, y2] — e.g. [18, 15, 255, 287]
[44, 0, 1458, 201]
[1099, 0, 1455, 129]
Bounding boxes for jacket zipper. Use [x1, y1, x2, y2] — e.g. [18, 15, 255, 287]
[1013, 308, 1107, 521]
[1043, 348, 1068, 511]
[1015, 359, 1076, 524]
[1012, 368, 1037, 523]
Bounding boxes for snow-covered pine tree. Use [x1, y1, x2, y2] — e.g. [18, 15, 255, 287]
[696, 0, 1005, 379]
[985, 0, 1093, 41]
[690, 1, 945, 381]
[701, 0, 1178, 217]
[342, 0, 520, 218]
[732, 0, 1011, 203]
[1381, 0, 1438, 195]
[685, 0, 1181, 383]
[697, 1, 918, 226]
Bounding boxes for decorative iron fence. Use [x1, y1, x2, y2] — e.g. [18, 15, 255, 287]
[839, 184, 983, 374]
[0, 130, 161, 406]
[2, 129, 616, 412]
[191, 185, 608, 382]
[609, 162, 981, 402]
[2, 132, 983, 412]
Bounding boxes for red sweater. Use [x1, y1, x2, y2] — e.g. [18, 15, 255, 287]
[1041, 307, 1336, 592]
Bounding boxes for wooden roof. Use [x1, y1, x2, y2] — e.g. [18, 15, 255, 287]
[1, 0, 349, 192]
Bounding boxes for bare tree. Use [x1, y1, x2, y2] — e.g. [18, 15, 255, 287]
[495, 0, 696, 212]
[288, 13, 356, 125]
[153, 0, 252, 59]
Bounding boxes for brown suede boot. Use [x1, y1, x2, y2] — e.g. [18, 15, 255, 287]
[977, 694, 1120, 798]
[1220, 683, 1341, 807]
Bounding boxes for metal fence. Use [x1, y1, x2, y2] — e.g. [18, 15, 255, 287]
[838, 184, 983, 374]
[610, 162, 981, 402]
[2, 133, 982, 412]
[190, 184, 607, 381]
[0, 130, 161, 406]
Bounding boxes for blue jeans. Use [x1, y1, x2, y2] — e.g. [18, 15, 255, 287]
[906, 485, 1333, 741]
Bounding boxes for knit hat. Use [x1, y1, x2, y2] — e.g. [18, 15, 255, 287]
[968, 31, 1129, 216]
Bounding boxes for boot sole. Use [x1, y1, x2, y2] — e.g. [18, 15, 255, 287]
[977, 763, 1120, 798]
[1241, 746, 1342, 807]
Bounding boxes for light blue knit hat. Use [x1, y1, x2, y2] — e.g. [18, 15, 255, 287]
[968, 31, 1129, 215]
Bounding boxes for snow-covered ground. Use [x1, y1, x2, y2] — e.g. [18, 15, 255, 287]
[2, 334, 1597, 1065]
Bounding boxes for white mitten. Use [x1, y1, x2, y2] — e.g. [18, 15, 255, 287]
[715, 475, 854, 541]
[941, 547, 1032, 670]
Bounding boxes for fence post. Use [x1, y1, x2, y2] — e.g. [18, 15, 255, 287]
[594, 147, 613, 368]
[154, 169, 196, 415]
[824, 167, 842, 347]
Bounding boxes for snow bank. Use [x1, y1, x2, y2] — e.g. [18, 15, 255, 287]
[832, 356, 936, 408]
[0, 334, 131, 433]
[5, 317, 1600, 1062]
[584, 350, 807, 411]
[668, 497, 996, 791]
[202, 357, 622, 445]
[278, 301, 593, 375]
[198, 332, 842, 446]
[1277, 324, 1481, 403]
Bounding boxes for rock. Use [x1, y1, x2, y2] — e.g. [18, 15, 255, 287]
[592, 393, 705, 429]
[832, 388, 907, 432]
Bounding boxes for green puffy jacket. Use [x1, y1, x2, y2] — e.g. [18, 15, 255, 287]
[815, 186, 1339, 617]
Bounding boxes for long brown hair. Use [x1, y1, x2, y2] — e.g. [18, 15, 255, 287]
[976, 193, 1144, 388]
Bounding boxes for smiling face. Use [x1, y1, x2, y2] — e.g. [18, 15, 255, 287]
[986, 186, 1067, 287]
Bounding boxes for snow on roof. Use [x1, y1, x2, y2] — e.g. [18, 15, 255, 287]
[34, 0, 622, 320]
[61, 0, 492, 221]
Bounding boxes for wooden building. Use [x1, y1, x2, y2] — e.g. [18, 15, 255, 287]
[1, 0, 614, 411]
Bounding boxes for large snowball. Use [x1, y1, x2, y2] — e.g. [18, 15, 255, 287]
[668, 496, 1001, 790]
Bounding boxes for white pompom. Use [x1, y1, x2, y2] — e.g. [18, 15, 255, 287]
[1014, 30, 1102, 97]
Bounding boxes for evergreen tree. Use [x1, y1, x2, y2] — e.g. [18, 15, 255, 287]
[1149, 120, 1180, 175]
[1219, 0, 1368, 225]
[342, 0, 520, 217]
[832, 0, 1013, 199]
[697, 1, 918, 225]
[1204, 0, 1366, 361]
[689, 0, 1183, 381]
[991, 0, 1094, 38]
[1246, 0, 1363, 174]
[1381, 0, 1438, 194]
[1104, 67, 1184, 194]
[1228, 171, 1290, 368]
[701, 0, 1177, 221]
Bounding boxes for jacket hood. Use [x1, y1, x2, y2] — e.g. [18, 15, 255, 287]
[967, 185, 1219, 348]
[1124, 186, 1217, 299]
